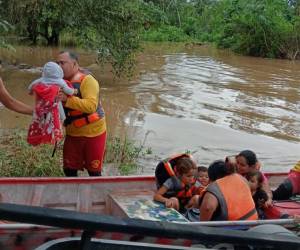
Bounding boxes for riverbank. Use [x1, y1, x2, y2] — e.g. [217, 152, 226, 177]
[0, 129, 152, 177]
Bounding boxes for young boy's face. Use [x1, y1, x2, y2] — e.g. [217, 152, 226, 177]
[198, 171, 209, 186]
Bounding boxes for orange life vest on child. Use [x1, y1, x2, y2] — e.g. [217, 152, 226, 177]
[177, 184, 196, 197]
[155, 153, 194, 188]
[206, 173, 258, 221]
[64, 74, 105, 128]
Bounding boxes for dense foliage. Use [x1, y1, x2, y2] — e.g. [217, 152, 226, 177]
[198, 0, 300, 59]
[140, 0, 300, 60]
[0, 20, 12, 49]
[1, 0, 300, 76]
[0, 130, 151, 176]
[0, 0, 143, 77]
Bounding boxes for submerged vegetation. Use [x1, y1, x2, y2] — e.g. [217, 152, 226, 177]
[0, 0, 300, 77]
[0, 130, 151, 177]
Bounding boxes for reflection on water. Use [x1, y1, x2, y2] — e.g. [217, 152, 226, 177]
[132, 51, 300, 142]
[0, 44, 299, 172]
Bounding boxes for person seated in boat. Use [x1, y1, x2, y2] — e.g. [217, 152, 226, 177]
[27, 62, 77, 146]
[155, 153, 196, 189]
[236, 150, 273, 207]
[194, 166, 209, 195]
[225, 155, 237, 173]
[246, 171, 268, 219]
[199, 160, 258, 221]
[272, 161, 300, 200]
[153, 157, 197, 213]
[183, 166, 209, 221]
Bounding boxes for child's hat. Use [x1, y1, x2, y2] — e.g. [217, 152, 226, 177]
[30, 62, 66, 86]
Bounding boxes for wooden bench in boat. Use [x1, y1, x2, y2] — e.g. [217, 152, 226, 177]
[107, 190, 188, 222]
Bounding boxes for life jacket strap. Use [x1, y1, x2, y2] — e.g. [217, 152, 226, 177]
[64, 112, 100, 127]
[164, 161, 176, 177]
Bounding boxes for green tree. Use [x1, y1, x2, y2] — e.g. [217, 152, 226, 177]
[197, 0, 300, 59]
[3, 0, 72, 45]
[69, 0, 143, 77]
[1, 0, 144, 77]
[0, 19, 13, 49]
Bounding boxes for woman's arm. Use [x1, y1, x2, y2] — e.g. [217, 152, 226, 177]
[0, 78, 33, 115]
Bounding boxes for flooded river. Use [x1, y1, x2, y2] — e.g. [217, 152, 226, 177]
[0, 43, 299, 173]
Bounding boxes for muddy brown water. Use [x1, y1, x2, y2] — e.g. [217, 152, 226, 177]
[0, 43, 299, 174]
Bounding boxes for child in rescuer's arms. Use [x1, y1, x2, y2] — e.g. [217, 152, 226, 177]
[27, 62, 77, 146]
[153, 157, 197, 213]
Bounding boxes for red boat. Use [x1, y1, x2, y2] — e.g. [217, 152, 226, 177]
[0, 173, 298, 250]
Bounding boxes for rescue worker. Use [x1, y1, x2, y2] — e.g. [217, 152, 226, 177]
[57, 51, 106, 177]
[200, 160, 258, 221]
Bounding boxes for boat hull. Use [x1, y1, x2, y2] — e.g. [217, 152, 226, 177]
[0, 173, 294, 250]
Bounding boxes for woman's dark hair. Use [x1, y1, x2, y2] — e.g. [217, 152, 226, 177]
[238, 150, 258, 166]
[208, 160, 231, 182]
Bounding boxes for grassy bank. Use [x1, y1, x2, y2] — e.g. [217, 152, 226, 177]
[0, 130, 151, 177]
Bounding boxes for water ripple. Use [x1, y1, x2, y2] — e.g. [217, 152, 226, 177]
[133, 52, 300, 141]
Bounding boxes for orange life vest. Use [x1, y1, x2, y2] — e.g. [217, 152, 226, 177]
[155, 153, 197, 205]
[162, 153, 193, 177]
[206, 173, 258, 221]
[176, 181, 197, 206]
[155, 153, 195, 190]
[64, 74, 105, 128]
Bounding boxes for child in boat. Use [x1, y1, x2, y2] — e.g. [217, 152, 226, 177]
[194, 166, 209, 195]
[183, 166, 209, 221]
[27, 62, 76, 146]
[246, 171, 268, 219]
[153, 157, 197, 213]
[272, 161, 300, 200]
[236, 150, 273, 207]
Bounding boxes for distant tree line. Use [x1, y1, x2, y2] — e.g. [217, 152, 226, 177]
[0, 0, 143, 77]
[0, 0, 299, 75]
[140, 0, 300, 60]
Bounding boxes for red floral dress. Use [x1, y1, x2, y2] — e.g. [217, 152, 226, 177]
[27, 83, 63, 146]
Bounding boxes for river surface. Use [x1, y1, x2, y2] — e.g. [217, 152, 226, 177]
[0, 43, 299, 173]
